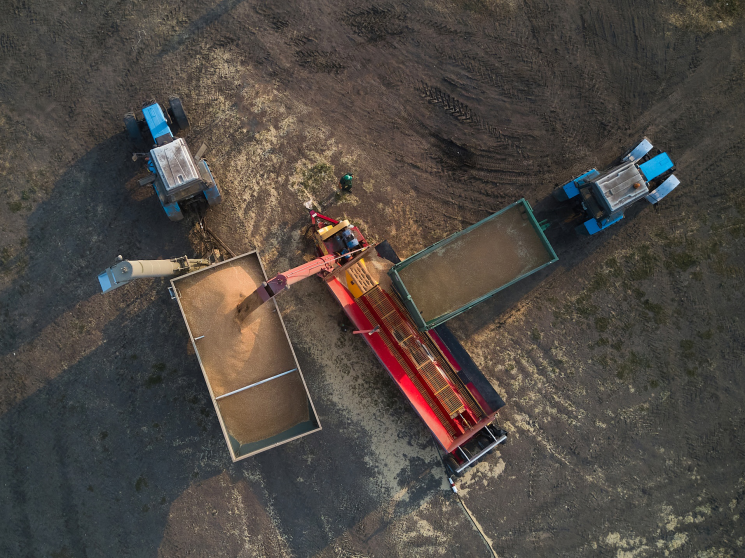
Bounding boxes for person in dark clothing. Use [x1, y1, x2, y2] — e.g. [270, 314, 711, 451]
[338, 173, 354, 193]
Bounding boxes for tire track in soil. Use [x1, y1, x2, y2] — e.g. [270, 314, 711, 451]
[329, 3, 546, 227]
[417, 82, 517, 145]
[341, 5, 409, 44]
[294, 49, 347, 74]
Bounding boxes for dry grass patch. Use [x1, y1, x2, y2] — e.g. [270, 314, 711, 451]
[668, 0, 744, 32]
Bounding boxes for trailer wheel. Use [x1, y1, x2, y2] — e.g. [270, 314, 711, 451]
[124, 112, 143, 144]
[444, 455, 460, 478]
[476, 435, 494, 453]
[169, 96, 190, 131]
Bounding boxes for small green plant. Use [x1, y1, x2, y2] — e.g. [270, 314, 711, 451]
[575, 294, 598, 317]
[15, 256, 28, 273]
[630, 286, 646, 300]
[595, 316, 610, 332]
[146, 374, 163, 388]
[665, 251, 698, 272]
[588, 272, 609, 293]
[135, 476, 148, 492]
[642, 300, 667, 325]
[8, 200, 22, 212]
[713, 0, 744, 18]
[605, 256, 623, 278]
[680, 339, 696, 359]
[595, 353, 611, 368]
[531, 327, 542, 341]
[616, 351, 648, 380]
[626, 244, 658, 281]
[301, 162, 335, 196]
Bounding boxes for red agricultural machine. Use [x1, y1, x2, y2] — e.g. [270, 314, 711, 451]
[237, 202, 557, 476]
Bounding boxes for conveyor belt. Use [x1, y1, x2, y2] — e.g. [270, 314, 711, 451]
[357, 286, 485, 435]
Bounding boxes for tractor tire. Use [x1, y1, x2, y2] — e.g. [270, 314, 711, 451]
[124, 112, 143, 144]
[169, 96, 189, 131]
[444, 455, 461, 478]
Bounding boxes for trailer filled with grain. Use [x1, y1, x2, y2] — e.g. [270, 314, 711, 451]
[388, 198, 558, 330]
[170, 251, 321, 461]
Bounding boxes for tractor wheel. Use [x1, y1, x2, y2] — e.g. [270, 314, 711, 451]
[124, 112, 143, 144]
[169, 96, 189, 131]
[444, 455, 460, 478]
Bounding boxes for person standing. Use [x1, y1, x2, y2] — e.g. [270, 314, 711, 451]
[338, 173, 354, 193]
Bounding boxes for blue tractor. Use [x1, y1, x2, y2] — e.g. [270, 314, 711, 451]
[554, 137, 680, 235]
[124, 97, 221, 221]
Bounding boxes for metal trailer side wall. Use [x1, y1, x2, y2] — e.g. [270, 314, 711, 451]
[171, 251, 321, 461]
[389, 199, 558, 330]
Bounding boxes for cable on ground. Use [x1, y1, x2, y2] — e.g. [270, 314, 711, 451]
[428, 431, 498, 558]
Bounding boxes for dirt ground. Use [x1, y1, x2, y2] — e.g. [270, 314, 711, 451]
[1, 0, 745, 556]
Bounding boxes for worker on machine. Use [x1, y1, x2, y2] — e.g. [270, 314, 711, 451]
[338, 173, 354, 193]
[338, 228, 360, 263]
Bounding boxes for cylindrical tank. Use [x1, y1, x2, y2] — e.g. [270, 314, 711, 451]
[111, 259, 182, 283]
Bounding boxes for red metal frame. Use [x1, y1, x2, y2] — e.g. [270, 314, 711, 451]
[357, 293, 467, 435]
[309, 210, 339, 227]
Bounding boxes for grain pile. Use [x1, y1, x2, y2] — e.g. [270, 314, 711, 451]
[176, 258, 309, 446]
[362, 252, 394, 292]
[217, 371, 309, 447]
[397, 204, 552, 322]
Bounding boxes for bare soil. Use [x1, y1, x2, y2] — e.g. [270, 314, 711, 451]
[1, 0, 745, 557]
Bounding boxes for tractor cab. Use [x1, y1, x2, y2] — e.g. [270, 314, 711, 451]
[554, 137, 679, 235]
[148, 137, 221, 220]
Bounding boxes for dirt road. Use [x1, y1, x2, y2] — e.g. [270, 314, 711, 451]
[1, 0, 744, 556]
